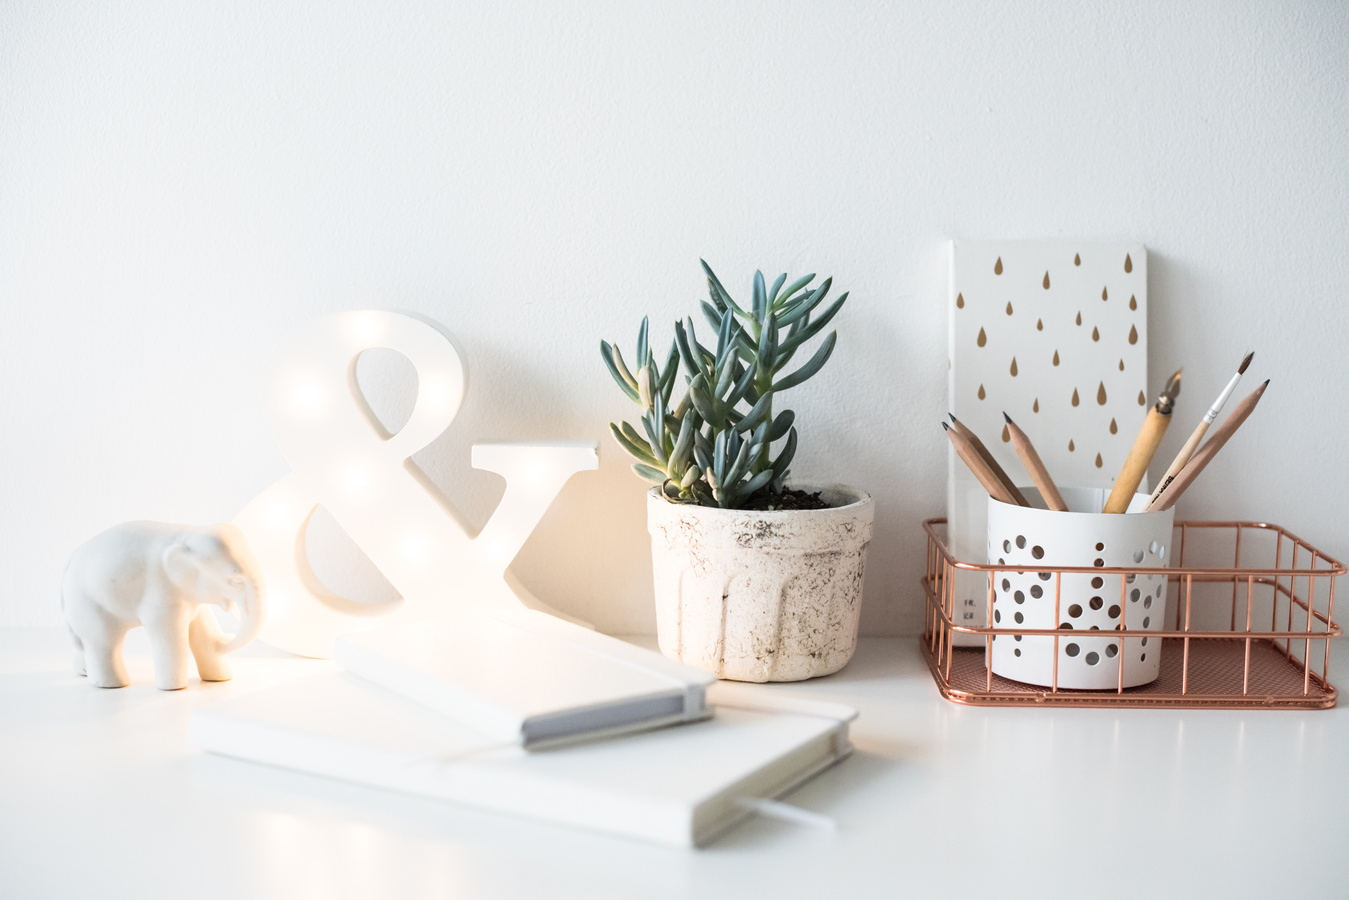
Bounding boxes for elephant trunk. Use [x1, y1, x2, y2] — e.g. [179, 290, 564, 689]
[224, 575, 265, 653]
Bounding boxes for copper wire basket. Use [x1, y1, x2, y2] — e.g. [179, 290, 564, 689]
[921, 518, 1344, 709]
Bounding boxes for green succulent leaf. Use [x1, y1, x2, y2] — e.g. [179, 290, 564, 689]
[601, 341, 640, 402]
[757, 307, 778, 371]
[772, 331, 837, 392]
[772, 426, 798, 474]
[670, 415, 696, 470]
[772, 274, 815, 310]
[779, 292, 847, 356]
[738, 468, 774, 499]
[752, 270, 767, 321]
[736, 389, 773, 434]
[701, 259, 748, 317]
[632, 463, 667, 484]
[778, 277, 832, 326]
[636, 316, 650, 368]
[609, 422, 660, 467]
[768, 409, 795, 441]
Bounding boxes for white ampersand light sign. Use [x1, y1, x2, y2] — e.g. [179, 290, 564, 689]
[234, 310, 598, 658]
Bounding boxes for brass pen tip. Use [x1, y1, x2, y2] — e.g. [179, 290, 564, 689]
[1238, 351, 1255, 375]
[1161, 368, 1183, 401]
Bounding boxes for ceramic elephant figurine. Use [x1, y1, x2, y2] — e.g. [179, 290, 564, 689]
[62, 522, 265, 690]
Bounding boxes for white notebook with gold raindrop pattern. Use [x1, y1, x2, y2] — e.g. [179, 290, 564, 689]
[947, 241, 1148, 643]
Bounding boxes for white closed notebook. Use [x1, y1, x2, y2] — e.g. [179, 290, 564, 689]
[334, 609, 717, 749]
[189, 673, 856, 848]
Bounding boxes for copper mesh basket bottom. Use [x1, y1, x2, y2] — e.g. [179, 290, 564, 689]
[926, 638, 1335, 709]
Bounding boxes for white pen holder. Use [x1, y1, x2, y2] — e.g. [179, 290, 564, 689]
[986, 487, 1174, 690]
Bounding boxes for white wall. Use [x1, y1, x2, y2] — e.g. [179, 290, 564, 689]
[3, 0, 1347, 636]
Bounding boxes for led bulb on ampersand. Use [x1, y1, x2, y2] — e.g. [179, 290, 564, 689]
[232, 311, 598, 659]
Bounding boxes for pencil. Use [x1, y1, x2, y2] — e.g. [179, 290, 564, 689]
[1003, 413, 1068, 511]
[1147, 380, 1269, 512]
[944, 422, 1020, 506]
[949, 414, 1030, 507]
[1148, 351, 1254, 505]
[1102, 368, 1183, 513]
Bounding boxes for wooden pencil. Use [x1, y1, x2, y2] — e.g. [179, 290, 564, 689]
[948, 414, 1030, 507]
[1102, 368, 1183, 513]
[1003, 413, 1068, 511]
[1148, 351, 1254, 504]
[1147, 380, 1269, 512]
[944, 423, 1020, 506]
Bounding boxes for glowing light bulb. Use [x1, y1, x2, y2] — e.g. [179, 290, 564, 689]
[287, 377, 328, 416]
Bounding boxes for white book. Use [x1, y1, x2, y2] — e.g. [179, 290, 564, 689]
[948, 240, 1148, 645]
[334, 609, 717, 749]
[189, 674, 856, 848]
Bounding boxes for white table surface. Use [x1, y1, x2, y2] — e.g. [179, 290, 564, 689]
[2, 627, 1346, 900]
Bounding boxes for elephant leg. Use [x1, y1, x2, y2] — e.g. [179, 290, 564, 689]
[68, 623, 86, 677]
[144, 611, 192, 691]
[83, 625, 131, 689]
[188, 606, 232, 683]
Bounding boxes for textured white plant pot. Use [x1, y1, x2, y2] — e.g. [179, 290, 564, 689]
[647, 484, 873, 683]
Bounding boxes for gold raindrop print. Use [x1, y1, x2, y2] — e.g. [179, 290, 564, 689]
[1076, 312, 1082, 326]
[994, 257, 1003, 275]
[1074, 253, 1081, 266]
[1010, 356, 1019, 376]
[1095, 453, 1104, 468]
[1097, 381, 1107, 405]
[977, 327, 987, 347]
[1110, 417, 1118, 434]
[956, 292, 964, 309]
[1006, 301, 1014, 315]
[1068, 439, 1075, 452]
[1124, 253, 1133, 273]
[1128, 324, 1138, 344]
[1036, 318, 1043, 331]
[1071, 388, 1080, 407]
[1091, 326, 1100, 342]
[978, 384, 986, 400]
[1033, 398, 1040, 413]
[1101, 286, 1108, 301]
[1052, 350, 1060, 366]
[1002, 424, 1011, 442]
[1138, 390, 1146, 405]
[1119, 358, 1125, 371]
[1129, 295, 1137, 311]
[1043, 271, 1051, 289]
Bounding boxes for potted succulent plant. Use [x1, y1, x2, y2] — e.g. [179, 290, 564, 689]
[601, 261, 873, 682]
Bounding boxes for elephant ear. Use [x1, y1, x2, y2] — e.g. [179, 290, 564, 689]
[162, 540, 199, 590]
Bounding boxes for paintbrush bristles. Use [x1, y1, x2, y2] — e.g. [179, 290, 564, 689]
[1238, 351, 1254, 375]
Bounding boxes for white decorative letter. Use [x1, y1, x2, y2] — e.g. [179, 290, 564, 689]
[234, 311, 597, 658]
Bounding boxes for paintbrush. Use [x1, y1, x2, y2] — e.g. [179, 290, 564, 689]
[1146, 379, 1269, 512]
[1102, 368, 1183, 513]
[1148, 351, 1254, 505]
